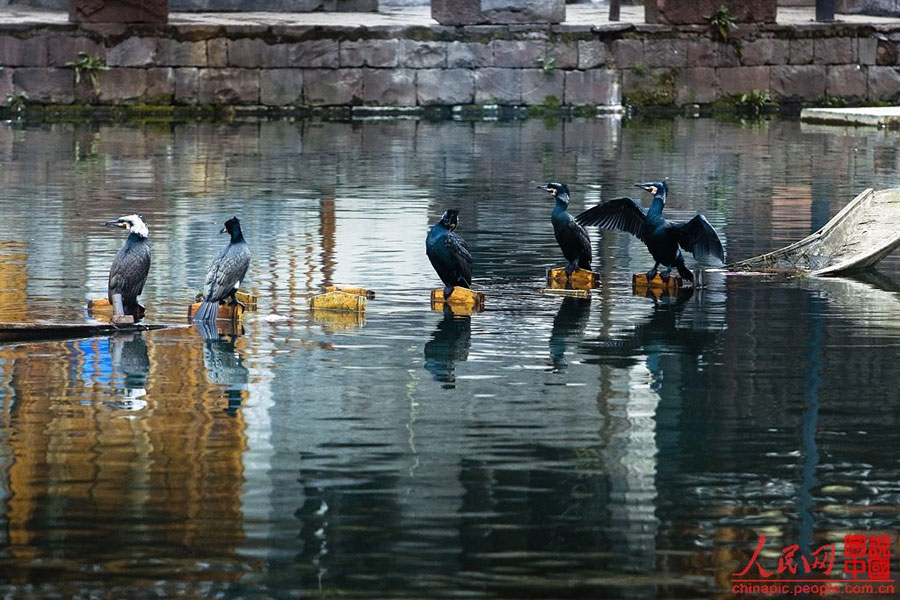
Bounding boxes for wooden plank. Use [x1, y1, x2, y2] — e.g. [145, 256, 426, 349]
[430, 287, 485, 312]
[546, 267, 600, 289]
[187, 302, 245, 321]
[632, 272, 683, 292]
[540, 288, 591, 298]
[0, 321, 171, 343]
[310, 290, 366, 312]
[86, 297, 146, 320]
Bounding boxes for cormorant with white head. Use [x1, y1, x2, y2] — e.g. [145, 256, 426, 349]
[105, 214, 151, 319]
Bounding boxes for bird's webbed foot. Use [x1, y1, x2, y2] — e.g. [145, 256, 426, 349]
[660, 268, 674, 283]
[646, 266, 658, 282]
[443, 285, 455, 299]
[565, 262, 577, 277]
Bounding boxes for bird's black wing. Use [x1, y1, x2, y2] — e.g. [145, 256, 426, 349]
[575, 197, 648, 242]
[203, 243, 251, 302]
[669, 214, 725, 262]
[108, 242, 151, 304]
[556, 219, 592, 265]
[447, 232, 473, 287]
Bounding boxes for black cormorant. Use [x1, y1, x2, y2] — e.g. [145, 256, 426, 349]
[538, 182, 592, 276]
[426, 209, 473, 299]
[575, 181, 724, 283]
[194, 216, 251, 322]
[105, 214, 151, 318]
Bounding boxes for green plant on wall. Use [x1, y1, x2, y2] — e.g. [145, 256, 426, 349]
[536, 56, 556, 73]
[736, 89, 776, 116]
[65, 52, 110, 94]
[6, 90, 27, 116]
[705, 4, 737, 43]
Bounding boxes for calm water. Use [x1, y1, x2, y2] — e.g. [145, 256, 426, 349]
[0, 116, 898, 598]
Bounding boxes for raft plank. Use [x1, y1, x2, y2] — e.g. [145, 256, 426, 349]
[546, 267, 600, 288]
[310, 290, 367, 312]
[540, 288, 591, 298]
[187, 302, 245, 321]
[430, 287, 485, 312]
[0, 321, 170, 343]
[632, 273, 683, 292]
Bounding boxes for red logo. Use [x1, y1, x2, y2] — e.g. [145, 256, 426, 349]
[731, 533, 895, 596]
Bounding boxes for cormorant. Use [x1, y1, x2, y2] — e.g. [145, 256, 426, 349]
[538, 182, 592, 276]
[194, 216, 251, 323]
[426, 209, 473, 299]
[575, 181, 724, 283]
[105, 214, 151, 318]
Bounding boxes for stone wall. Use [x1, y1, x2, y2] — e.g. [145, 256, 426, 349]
[0, 18, 897, 110]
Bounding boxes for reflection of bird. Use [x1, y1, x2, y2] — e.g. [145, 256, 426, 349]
[105, 214, 151, 318]
[195, 322, 249, 417]
[549, 297, 591, 372]
[194, 216, 251, 322]
[423, 310, 471, 388]
[538, 182, 592, 276]
[576, 181, 724, 283]
[107, 332, 149, 410]
[426, 209, 473, 299]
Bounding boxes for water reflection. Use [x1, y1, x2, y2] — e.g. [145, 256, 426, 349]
[423, 309, 471, 387]
[107, 332, 149, 411]
[195, 322, 249, 417]
[548, 297, 591, 373]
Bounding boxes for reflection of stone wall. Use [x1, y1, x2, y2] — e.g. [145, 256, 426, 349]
[836, 0, 900, 16]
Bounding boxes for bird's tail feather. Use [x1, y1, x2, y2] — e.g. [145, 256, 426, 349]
[193, 300, 219, 322]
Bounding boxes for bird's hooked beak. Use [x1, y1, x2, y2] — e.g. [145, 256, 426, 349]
[634, 182, 658, 195]
[105, 219, 128, 229]
[536, 184, 554, 195]
[220, 225, 228, 234]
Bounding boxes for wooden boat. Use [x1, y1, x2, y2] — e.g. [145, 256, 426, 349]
[731, 187, 900, 275]
[0, 321, 171, 343]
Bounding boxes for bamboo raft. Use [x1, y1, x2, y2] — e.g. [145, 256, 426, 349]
[731, 187, 900, 275]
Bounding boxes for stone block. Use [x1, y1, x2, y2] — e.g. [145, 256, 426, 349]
[564, 69, 620, 105]
[0, 35, 48, 67]
[48, 36, 103, 68]
[814, 37, 853, 65]
[416, 68, 474, 105]
[199, 68, 259, 104]
[97, 68, 147, 103]
[69, 0, 168, 23]
[229, 38, 287, 68]
[685, 39, 739, 68]
[826, 64, 866, 99]
[643, 39, 687, 68]
[107, 37, 157, 67]
[475, 67, 521, 104]
[612, 39, 643, 69]
[578, 40, 607, 69]
[770, 65, 825, 100]
[675, 67, 717, 104]
[288, 40, 340, 68]
[646, 0, 776, 25]
[546, 41, 577, 69]
[207, 38, 227, 67]
[145, 67, 175, 102]
[521, 68, 563, 104]
[857, 37, 877, 65]
[362, 68, 416, 105]
[876, 39, 896, 66]
[398, 41, 446, 68]
[261, 68, 304, 106]
[340, 40, 399, 68]
[789, 39, 813, 65]
[490, 40, 545, 68]
[740, 38, 789, 66]
[432, 0, 565, 25]
[157, 39, 206, 67]
[867, 66, 900, 101]
[0, 69, 13, 106]
[304, 68, 363, 105]
[174, 67, 199, 103]
[447, 41, 493, 68]
[718, 66, 770, 95]
[13, 68, 73, 103]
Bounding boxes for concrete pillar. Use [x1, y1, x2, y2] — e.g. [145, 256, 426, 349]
[432, 0, 565, 25]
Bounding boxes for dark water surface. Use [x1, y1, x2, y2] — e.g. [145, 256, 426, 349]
[0, 117, 898, 598]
